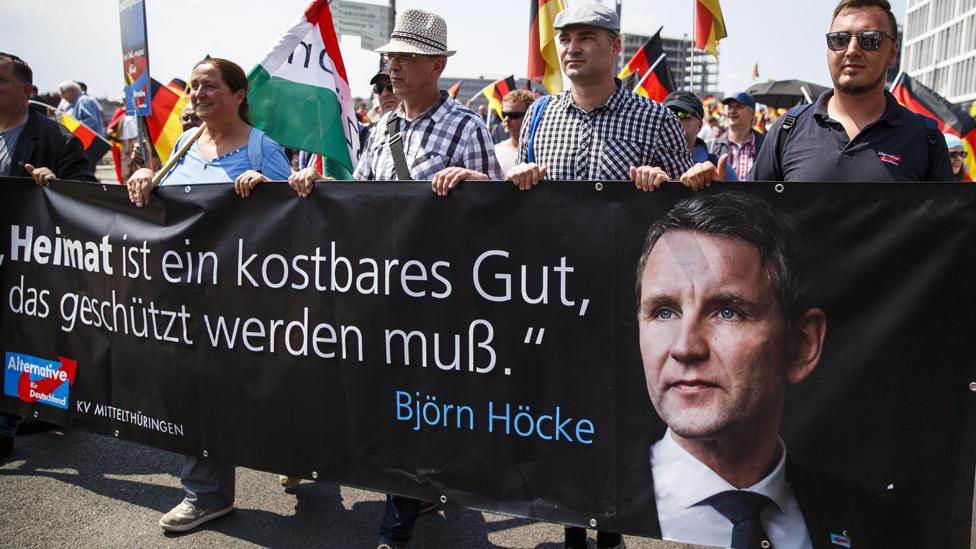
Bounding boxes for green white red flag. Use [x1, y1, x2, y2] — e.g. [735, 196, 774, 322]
[247, 0, 358, 179]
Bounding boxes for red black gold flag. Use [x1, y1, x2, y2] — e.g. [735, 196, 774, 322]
[633, 53, 675, 103]
[146, 78, 189, 164]
[58, 112, 112, 168]
[891, 72, 976, 178]
[618, 27, 664, 83]
[447, 81, 462, 99]
[528, 0, 565, 94]
[481, 75, 517, 119]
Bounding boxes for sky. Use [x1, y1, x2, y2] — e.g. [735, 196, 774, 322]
[5, 0, 906, 101]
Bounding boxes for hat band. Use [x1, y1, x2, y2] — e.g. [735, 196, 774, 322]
[390, 30, 447, 51]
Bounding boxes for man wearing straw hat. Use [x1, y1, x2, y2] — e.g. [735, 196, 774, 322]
[287, 9, 501, 198]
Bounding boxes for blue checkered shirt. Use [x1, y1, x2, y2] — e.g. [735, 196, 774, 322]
[354, 92, 503, 181]
[517, 84, 693, 180]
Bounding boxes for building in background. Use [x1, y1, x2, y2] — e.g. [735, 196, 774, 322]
[620, 33, 720, 98]
[902, 0, 976, 109]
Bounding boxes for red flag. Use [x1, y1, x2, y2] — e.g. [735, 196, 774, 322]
[751, 63, 759, 81]
[891, 72, 976, 179]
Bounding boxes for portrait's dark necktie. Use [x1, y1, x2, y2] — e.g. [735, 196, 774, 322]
[702, 490, 774, 549]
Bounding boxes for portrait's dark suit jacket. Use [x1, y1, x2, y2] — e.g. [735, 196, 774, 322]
[9, 110, 96, 182]
[632, 453, 921, 549]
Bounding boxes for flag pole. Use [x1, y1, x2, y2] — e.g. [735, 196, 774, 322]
[150, 123, 207, 187]
[634, 53, 668, 91]
[889, 70, 905, 92]
[690, 1, 696, 93]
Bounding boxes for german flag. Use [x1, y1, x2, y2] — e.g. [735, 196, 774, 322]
[146, 78, 189, 164]
[168, 78, 189, 95]
[619, 27, 664, 82]
[58, 112, 112, 168]
[447, 81, 462, 99]
[527, 0, 565, 94]
[891, 72, 976, 179]
[481, 75, 516, 119]
[633, 52, 674, 103]
[695, 0, 727, 57]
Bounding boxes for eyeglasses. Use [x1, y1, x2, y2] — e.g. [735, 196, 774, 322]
[381, 53, 419, 66]
[502, 111, 526, 119]
[949, 151, 969, 160]
[667, 108, 697, 120]
[825, 30, 896, 51]
[373, 83, 394, 95]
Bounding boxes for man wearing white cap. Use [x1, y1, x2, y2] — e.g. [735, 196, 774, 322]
[506, 4, 693, 192]
[288, 9, 501, 198]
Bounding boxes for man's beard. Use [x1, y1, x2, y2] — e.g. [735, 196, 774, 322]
[835, 69, 886, 95]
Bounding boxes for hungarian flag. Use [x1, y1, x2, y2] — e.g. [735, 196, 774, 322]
[891, 72, 976, 179]
[59, 112, 112, 167]
[145, 78, 188, 165]
[618, 27, 664, 83]
[633, 52, 674, 103]
[695, 0, 727, 57]
[527, 0, 565, 94]
[447, 81, 462, 99]
[247, 0, 358, 179]
[481, 75, 516, 119]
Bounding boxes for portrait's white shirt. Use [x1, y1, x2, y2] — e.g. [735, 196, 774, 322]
[650, 428, 813, 549]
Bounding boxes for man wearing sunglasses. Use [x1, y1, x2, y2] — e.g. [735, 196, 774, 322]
[662, 91, 736, 182]
[494, 90, 534, 174]
[748, 0, 951, 182]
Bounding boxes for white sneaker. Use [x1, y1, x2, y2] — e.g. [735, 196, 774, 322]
[158, 501, 233, 533]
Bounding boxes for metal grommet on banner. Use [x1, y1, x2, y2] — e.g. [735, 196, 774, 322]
[594, 182, 604, 191]
[774, 183, 785, 193]
[101, 185, 108, 192]
[969, 381, 976, 392]
[113, 430, 119, 437]
[312, 471, 318, 479]
[761, 540, 771, 549]
[202, 449, 208, 458]
[439, 495, 447, 504]
[184, 186, 192, 193]
[588, 518, 597, 527]
[32, 410, 38, 418]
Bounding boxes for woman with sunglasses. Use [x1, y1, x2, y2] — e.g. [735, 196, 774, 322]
[945, 133, 971, 182]
[494, 90, 534, 175]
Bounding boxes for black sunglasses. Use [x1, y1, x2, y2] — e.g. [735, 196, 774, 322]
[502, 111, 526, 119]
[949, 151, 968, 159]
[372, 83, 394, 95]
[825, 30, 896, 51]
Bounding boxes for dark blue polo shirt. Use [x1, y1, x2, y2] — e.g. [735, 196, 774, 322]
[749, 90, 953, 182]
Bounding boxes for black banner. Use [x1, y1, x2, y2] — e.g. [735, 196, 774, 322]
[1, 178, 974, 548]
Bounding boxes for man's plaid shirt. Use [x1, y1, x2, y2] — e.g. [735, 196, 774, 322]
[516, 84, 693, 180]
[354, 92, 503, 181]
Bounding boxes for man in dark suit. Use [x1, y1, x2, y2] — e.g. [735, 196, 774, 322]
[0, 52, 96, 186]
[0, 52, 95, 457]
[634, 194, 912, 549]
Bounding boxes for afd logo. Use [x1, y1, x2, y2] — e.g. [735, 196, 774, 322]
[3, 352, 77, 410]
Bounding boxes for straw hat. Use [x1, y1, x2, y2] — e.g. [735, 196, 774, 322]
[375, 10, 456, 57]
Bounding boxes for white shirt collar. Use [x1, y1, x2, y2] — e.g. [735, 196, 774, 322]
[652, 428, 791, 514]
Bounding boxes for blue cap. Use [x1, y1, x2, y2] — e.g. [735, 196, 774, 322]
[721, 92, 756, 109]
[944, 133, 964, 149]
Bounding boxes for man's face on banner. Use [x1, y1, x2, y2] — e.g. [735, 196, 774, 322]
[637, 230, 791, 442]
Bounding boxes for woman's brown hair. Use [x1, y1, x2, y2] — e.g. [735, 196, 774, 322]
[194, 57, 251, 124]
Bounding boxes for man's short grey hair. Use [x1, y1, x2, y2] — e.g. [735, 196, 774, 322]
[58, 81, 81, 93]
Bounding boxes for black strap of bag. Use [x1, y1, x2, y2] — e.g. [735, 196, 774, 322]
[386, 116, 412, 181]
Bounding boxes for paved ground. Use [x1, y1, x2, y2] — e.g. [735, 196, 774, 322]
[0, 428, 713, 549]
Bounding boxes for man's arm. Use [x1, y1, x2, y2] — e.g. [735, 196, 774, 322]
[651, 109, 694, 179]
[431, 118, 501, 196]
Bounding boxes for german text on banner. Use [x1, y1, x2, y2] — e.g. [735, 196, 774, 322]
[0, 179, 974, 548]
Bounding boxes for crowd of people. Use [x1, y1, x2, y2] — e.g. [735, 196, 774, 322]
[0, 0, 968, 547]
